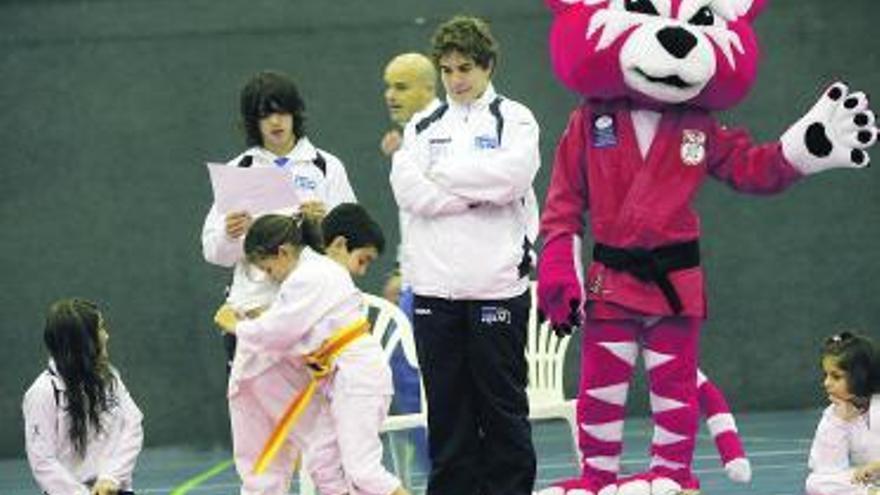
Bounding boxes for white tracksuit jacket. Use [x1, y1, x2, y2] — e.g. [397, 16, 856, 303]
[390, 84, 540, 300]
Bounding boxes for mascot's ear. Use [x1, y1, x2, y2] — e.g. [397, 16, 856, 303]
[545, 0, 605, 15]
[722, 0, 767, 21]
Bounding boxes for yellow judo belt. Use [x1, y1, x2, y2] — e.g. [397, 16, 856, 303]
[252, 318, 370, 475]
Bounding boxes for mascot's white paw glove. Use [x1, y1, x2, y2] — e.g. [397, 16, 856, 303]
[781, 82, 878, 174]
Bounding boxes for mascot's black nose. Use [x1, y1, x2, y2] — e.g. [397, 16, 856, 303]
[657, 27, 697, 59]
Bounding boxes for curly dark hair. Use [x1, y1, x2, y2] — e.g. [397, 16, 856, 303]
[431, 15, 499, 71]
[43, 298, 116, 457]
[240, 70, 307, 147]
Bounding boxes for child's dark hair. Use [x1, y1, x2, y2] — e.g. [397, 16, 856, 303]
[43, 298, 116, 457]
[244, 213, 324, 262]
[821, 331, 880, 402]
[240, 70, 307, 147]
[431, 16, 499, 71]
[321, 203, 386, 254]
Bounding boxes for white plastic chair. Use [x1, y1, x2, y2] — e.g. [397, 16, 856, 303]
[363, 293, 427, 428]
[365, 293, 428, 485]
[364, 294, 421, 385]
[526, 282, 580, 467]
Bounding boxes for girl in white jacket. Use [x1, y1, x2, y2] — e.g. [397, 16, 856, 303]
[23, 298, 143, 495]
[807, 331, 880, 495]
[216, 213, 407, 495]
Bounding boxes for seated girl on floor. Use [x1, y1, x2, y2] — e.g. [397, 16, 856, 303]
[23, 298, 143, 495]
[806, 331, 880, 495]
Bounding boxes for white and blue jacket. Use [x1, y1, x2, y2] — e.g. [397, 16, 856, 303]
[391, 84, 540, 300]
[201, 136, 356, 312]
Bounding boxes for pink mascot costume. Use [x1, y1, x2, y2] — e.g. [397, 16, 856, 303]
[536, 1, 878, 494]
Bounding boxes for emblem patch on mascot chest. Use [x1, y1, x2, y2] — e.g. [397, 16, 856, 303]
[680, 129, 706, 165]
[592, 114, 617, 148]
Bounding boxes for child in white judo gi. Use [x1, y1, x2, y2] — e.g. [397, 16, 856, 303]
[807, 331, 880, 495]
[23, 298, 143, 495]
[217, 212, 409, 495]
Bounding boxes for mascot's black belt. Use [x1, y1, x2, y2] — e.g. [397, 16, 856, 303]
[592, 240, 700, 314]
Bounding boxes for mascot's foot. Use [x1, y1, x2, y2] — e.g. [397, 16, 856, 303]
[535, 476, 618, 495]
[617, 471, 700, 495]
[616, 472, 654, 495]
[652, 471, 700, 495]
[724, 457, 752, 483]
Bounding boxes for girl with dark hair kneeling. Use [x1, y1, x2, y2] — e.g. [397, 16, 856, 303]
[23, 298, 143, 495]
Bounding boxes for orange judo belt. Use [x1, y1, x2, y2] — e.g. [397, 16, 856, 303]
[252, 318, 370, 475]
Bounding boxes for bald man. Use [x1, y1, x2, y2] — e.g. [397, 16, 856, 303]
[381, 52, 439, 305]
[381, 53, 439, 157]
[380, 52, 439, 488]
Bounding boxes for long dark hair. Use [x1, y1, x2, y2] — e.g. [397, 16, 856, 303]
[822, 331, 880, 410]
[244, 213, 324, 263]
[43, 298, 116, 457]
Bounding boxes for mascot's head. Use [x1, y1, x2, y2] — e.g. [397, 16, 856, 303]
[547, 0, 765, 110]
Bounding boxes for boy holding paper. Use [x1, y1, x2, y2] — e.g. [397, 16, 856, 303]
[201, 70, 357, 372]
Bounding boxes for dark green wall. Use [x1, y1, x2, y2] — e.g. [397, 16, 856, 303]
[1, 0, 877, 457]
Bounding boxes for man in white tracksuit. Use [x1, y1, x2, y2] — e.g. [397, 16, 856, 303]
[390, 16, 540, 495]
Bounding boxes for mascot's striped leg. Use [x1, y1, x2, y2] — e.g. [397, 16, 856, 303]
[571, 319, 641, 495]
[624, 317, 701, 495]
[697, 370, 751, 483]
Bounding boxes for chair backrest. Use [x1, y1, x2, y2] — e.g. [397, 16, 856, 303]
[525, 282, 572, 404]
[363, 293, 426, 418]
[363, 293, 419, 369]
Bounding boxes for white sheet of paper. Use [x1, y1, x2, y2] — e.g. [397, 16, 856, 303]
[207, 162, 300, 215]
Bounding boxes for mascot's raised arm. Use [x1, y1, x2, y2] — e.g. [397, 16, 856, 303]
[535, 1, 877, 494]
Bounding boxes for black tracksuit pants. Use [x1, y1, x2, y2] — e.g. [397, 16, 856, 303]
[412, 290, 536, 495]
